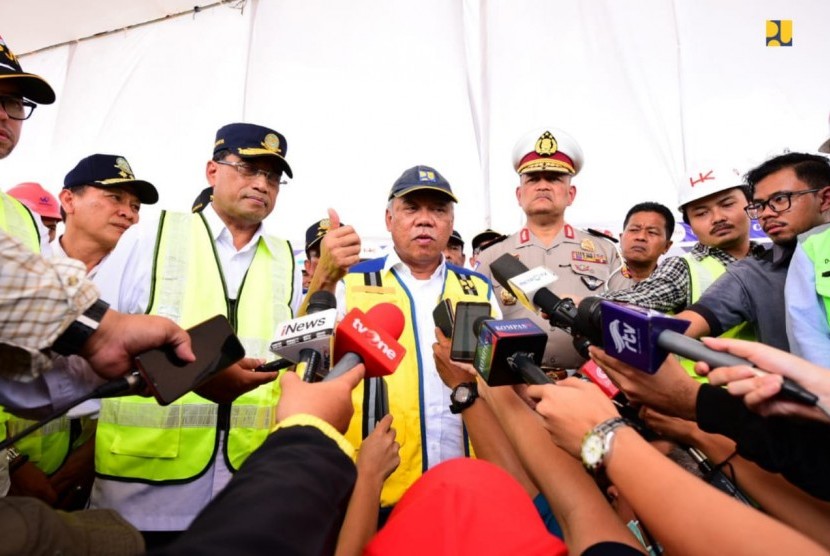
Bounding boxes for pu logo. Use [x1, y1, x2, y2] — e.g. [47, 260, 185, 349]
[766, 20, 792, 47]
[418, 170, 437, 182]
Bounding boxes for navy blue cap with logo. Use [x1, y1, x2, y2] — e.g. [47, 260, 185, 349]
[213, 123, 293, 179]
[388, 165, 458, 202]
[64, 154, 159, 205]
[0, 35, 55, 104]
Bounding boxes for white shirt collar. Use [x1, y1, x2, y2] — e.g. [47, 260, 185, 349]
[383, 249, 447, 281]
[201, 201, 266, 254]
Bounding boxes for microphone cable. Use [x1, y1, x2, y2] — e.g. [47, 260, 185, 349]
[0, 372, 143, 451]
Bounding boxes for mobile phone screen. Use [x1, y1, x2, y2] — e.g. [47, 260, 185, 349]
[134, 315, 245, 405]
[450, 302, 491, 362]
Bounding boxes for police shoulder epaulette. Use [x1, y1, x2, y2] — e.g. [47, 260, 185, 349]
[587, 228, 619, 244]
[478, 234, 508, 253]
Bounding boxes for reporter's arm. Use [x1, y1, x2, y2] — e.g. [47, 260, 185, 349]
[605, 427, 827, 555]
[335, 414, 399, 556]
[684, 427, 830, 550]
[432, 329, 537, 496]
[484, 385, 641, 554]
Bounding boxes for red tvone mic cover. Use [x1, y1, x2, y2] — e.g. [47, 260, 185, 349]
[333, 303, 406, 378]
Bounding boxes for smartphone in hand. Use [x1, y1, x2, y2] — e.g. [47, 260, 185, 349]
[450, 302, 491, 362]
[134, 315, 245, 405]
[432, 299, 455, 338]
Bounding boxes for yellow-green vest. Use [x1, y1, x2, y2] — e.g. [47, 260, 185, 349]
[0, 191, 40, 253]
[0, 192, 46, 466]
[6, 415, 72, 475]
[681, 254, 755, 380]
[96, 211, 294, 483]
[344, 259, 493, 507]
[801, 228, 830, 324]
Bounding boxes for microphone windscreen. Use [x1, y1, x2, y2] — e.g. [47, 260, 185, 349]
[367, 302, 405, 340]
[490, 254, 530, 292]
[307, 290, 336, 314]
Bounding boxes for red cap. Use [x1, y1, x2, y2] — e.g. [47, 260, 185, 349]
[6, 182, 60, 219]
[366, 458, 567, 556]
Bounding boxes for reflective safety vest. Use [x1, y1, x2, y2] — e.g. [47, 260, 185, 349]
[801, 228, 830, 326]
[681, 254, 755, 380]
[96, 211, 294, 483]
[0, 193, 44, 468]
[344, 259, 493, 507]
[6, 415, 72, 475]
[0, 191, 40, 253]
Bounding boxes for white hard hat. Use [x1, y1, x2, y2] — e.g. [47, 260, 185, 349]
[512, 127, 584, 176]
[677, 166, 745, 212]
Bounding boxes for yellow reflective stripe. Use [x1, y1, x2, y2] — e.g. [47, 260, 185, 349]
[229, 404, 274, 429]
[99, 403, 272, 430]
[7, 416, 68, 436]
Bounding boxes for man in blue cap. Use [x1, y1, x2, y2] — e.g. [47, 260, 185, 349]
[91, 123, 304, 547]
[325, 165, 501, 514]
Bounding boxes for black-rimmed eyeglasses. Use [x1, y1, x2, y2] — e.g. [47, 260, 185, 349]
[0, 95, 36, 120]
[215, 160, 286, 186]
[744, 188, 823, 219]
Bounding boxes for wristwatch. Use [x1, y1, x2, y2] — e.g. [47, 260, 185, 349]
[449, 382, 478, 414]
[581, 416, 628, 473]
[52, 299, 110, 356]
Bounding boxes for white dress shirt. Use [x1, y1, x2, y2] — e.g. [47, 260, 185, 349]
[90, 204, 303, 531]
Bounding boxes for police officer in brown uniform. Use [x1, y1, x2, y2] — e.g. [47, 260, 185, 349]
[475, 127, 627, 370]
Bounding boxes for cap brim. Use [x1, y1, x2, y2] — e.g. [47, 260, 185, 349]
[236, 150, 293, 179]
[93, 179, 159, 205]
[0, 74, 56, 104]
[389, 185, 458, 203]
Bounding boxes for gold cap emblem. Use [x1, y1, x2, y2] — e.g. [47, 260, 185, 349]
[114, 157, 135, 179]
[262, 133, 281, 153]
[534, 131, 558, 156]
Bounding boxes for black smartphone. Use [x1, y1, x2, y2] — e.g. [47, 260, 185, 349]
[432, 299, 455, 338]
[134, 315, 245, 405]
[450, 302, 492, 362]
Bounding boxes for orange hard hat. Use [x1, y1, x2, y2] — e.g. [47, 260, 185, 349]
[7, 182, 61, 220]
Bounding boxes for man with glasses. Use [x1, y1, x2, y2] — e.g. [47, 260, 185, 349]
[677, 152, 830, 351]
[0, 35, 55, 252]
[90, 123, 306, 548]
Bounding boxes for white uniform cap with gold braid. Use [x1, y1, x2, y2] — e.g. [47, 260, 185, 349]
[512, 127, 585, 176]
[677, 166, 745, 212]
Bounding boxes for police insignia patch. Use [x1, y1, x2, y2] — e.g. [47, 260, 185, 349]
[580, 238, 595, 252]
[534, 131, 558, 156]
[581, 275, 604, 291]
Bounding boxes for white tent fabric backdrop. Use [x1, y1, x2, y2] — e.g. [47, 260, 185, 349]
[1, 0, 828, 254]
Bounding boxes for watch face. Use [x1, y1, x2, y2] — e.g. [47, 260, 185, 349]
[453, 385, 473, 404]
[581, 432, 604, 469]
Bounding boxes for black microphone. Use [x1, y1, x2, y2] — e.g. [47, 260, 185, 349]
[489, 254, 593, 355]
[473, 317, 550, 385]
[269, 291, 337, 382]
